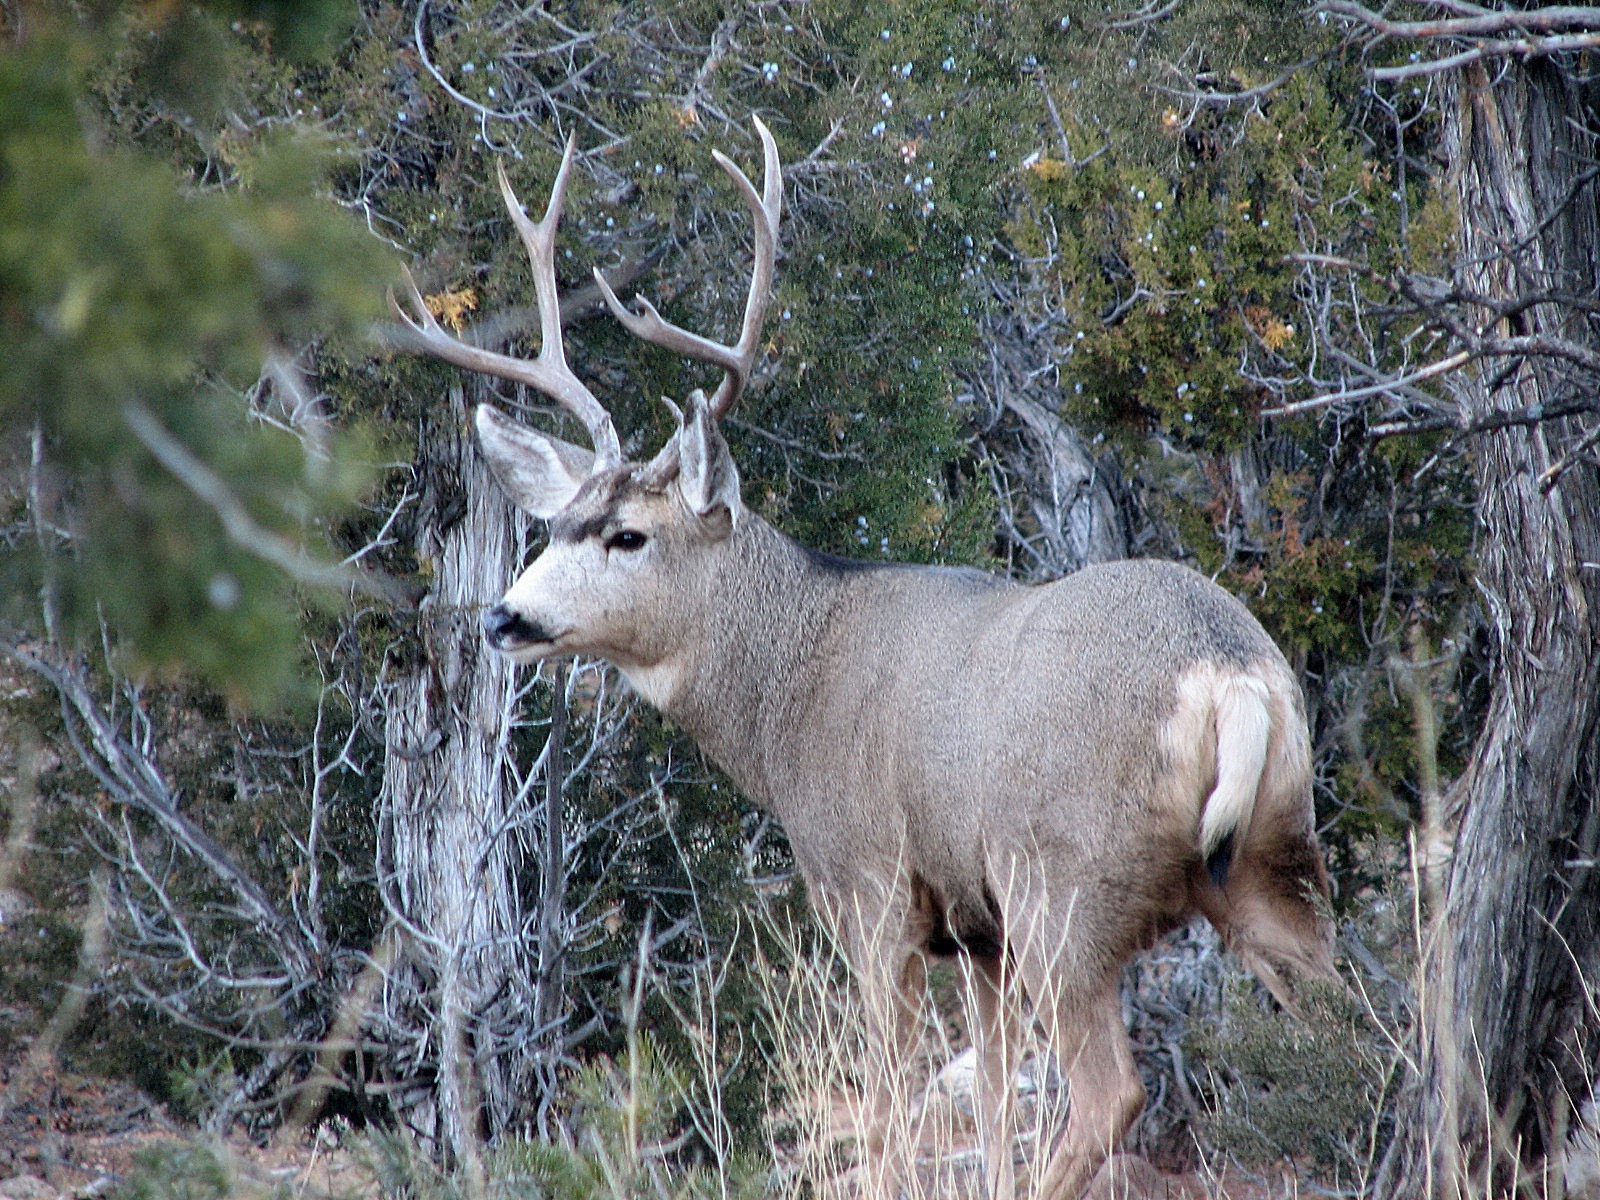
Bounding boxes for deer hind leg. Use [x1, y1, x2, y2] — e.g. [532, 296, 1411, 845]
[1198, 820, 1336, 1012]
[970, 952, 1021, 1200]
[986, 854, 1145, 1200]
[1025, 985, 1144, 1200]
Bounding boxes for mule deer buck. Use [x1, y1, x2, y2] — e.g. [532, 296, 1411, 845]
[393, 118, 1336, 1200]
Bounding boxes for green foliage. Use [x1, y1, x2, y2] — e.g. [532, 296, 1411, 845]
[498, 1037, 765, 1200]
[122, 1141, 249, 1200]
[167, 1049, 244, 1125]
[361, 1037, 765, 1200]
[997, 6, 1478, 840]
[1015, 71, 1396, 452]
[1190, 979, 1390, 1185]
[0, 13, 397, 707]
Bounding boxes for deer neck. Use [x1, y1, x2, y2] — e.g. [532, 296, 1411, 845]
[617, 514, 845, 808]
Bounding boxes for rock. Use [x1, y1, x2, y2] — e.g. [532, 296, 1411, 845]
[930, 1046, 978, 1116]
[0, 1175, 56, 1200]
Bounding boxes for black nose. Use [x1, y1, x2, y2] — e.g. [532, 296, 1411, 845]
[482, 604, 544, 648]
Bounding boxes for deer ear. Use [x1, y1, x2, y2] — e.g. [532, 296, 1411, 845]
[676, 390, 741, 532]
[475, 404, 592, 518]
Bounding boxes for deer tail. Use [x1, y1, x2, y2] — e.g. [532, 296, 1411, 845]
[1200, 674, 1273, 887]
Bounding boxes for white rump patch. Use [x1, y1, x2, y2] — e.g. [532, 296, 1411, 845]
[1161, 664, 1275, 857]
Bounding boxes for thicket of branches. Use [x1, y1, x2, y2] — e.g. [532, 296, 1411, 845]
[2, 1, 1597, 1196]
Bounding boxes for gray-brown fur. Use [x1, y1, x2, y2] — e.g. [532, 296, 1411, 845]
[405, 121, 1334, 1200]
[479, 444, 1334, 1200]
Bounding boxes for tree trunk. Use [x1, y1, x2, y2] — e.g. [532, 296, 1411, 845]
[1387, 54, 1600, 1199]
[970, 309, 1129, 578]
[376, 380, 567, 1161]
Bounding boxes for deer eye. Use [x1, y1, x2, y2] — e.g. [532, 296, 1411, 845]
[607, 529, 648, 552]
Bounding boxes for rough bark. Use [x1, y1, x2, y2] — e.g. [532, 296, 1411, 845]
[967, 309, 1129, 579]
[1002, 392, 1129, 574]
[1386, 54, 1600, 1199]
[376, 379, 566, 1160]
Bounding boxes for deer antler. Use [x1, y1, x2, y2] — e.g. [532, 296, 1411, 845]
[593, 116, 782, 423]
[390, 133, 623, 472]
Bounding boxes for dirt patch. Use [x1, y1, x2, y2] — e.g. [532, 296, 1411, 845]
[0, 1058, 371, 1199]
[1, 1059, 176, 1194]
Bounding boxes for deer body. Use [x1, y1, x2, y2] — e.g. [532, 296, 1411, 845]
[394, 119, 1334, 1200]
[636, 516, 1291, 943]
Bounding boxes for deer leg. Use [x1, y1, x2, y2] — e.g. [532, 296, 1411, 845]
[857, 944, 928, 1198]
[971, 953, 1020, 1200]
[1027, 986, 1144, 1200]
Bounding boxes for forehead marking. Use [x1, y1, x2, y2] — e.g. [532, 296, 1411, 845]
[549, 471, 661, 544]
[553, 510, 613, 545]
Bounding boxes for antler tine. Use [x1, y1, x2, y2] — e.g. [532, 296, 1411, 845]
[390, 135, 622, 472]
[593, 115, 782, 423]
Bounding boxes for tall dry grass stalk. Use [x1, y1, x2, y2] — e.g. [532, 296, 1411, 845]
[743, 888, 1176, 1200]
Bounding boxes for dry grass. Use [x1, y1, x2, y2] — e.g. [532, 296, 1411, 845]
[745, 899, 1195, 1200]
[3, 739, 1597, 1200]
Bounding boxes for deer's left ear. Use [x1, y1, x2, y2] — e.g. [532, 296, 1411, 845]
[677, 390, 741, 533]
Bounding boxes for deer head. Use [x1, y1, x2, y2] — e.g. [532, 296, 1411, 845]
[391, 120, 781, 673]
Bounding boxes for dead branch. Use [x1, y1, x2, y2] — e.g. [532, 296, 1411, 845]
[1366, 394, 1599, 440]
[1263, 351, 1473, 418]
[1320, 2, 1600, 42]
[1319, 1, 1600, 80]
[1102, 1, 1180, 32]
[121, 399, 403, 603]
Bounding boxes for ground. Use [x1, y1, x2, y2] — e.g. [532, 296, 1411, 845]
[0, 1038, 1287, 1200]
[0, 1054, 370, 1199]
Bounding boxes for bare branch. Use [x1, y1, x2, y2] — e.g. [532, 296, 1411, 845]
[1318, 1, 1600, 80]
[1263, 351, 1473, 418]
[454, 240, 671, 354]
[1320, 2, 1600, 42]
[1366, 395, 1599, 440]
[1538, 419, 1600, 493]
[121, 399, 403, 602]
[1103, 0, 1180, 32]
[1154, 55, 1331, 112]
[413, 0, 524, 125]
[2, 640, 305, 959]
